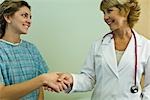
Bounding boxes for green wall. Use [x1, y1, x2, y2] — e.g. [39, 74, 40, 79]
[0, 0, 109, 99]
[0, 0, 148, 99]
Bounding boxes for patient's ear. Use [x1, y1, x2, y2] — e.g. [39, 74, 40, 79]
[4, 15, 12, 23]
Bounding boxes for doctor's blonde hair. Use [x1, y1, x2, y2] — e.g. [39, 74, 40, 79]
[100, 0, 141, 28]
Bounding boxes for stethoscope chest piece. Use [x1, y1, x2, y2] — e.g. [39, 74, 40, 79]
[130, 85, 138, 93]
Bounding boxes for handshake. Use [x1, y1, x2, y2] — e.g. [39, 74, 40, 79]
[41, 72, 73, 92]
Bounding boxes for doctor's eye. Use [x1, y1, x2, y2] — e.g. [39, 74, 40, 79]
[107, 8, 113, 13]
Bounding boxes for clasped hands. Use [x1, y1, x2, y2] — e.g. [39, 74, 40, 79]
[42, 72, 73, 92]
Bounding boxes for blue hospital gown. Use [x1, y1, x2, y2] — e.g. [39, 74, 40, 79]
[0, 39, 48, 100]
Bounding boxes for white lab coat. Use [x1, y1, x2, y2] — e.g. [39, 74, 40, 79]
[71, 30, 150, 100]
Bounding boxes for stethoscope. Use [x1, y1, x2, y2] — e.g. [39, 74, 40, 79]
[102, 30, 138, 93]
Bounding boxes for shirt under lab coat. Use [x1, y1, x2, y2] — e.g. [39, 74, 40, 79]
[70, 30, 150, 100]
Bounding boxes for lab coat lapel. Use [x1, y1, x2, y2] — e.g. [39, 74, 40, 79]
[102, 37, 118, 78]
[118, 30, 142, 71]
[117, 34, 134, 71]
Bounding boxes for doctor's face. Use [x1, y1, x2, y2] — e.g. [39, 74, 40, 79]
[103, 6, 128, 31]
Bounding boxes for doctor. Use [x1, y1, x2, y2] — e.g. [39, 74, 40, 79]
[57, 0, 150, 100]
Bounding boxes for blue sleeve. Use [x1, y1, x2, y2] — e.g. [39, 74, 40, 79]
[32, 45, 49, 75]
[0, 50, 5, 85]
[0, 66, 5, 85]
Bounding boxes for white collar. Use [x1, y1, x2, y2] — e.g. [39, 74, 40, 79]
[0, 39, 22, 46]
[102, 29, 142, 46]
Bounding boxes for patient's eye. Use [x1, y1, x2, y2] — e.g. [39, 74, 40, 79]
[21, 13, 32, 19]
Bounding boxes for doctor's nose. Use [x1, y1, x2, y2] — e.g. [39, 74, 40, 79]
[104, 13, 110, 21]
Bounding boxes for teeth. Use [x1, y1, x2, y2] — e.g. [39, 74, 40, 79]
[23, 24, 29, 28]
[25, 25, 29, 28]
[107, 21, 112, 25]
[105, 19, 111, 25]
[24, 25, 29, 28]
[107, 20, 114, 25]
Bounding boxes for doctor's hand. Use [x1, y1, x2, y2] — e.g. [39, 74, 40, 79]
[57, 73, 73, 89]
[41, 72, 68, 92]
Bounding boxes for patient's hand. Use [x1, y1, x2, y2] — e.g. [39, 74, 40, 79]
[42, 72, 72, 92]
[57, 73, 73, 88]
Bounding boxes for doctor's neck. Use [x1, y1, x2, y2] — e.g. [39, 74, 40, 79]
[113, 27, 132, 39]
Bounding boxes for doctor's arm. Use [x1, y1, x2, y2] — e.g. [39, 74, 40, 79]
[142, 57, 150, 100]
[59, 42, 97, 92]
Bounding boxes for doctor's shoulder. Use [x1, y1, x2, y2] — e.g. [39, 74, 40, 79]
[89, 33, 108, 52]
[139, 34, 150, 45]
[139, 34, 150, 54]
[94, 32, 112, 44]
[91, 34, 103, 46]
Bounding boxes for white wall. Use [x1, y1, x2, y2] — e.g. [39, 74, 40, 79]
[25, 1, 106, 99]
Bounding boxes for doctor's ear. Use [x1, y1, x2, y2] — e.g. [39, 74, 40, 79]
[129, 2, 136, 8]
[4, 15, 12, 23]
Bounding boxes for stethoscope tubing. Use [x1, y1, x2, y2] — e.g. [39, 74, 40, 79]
[132, 30, 137, 86]
[101, 30, 138, 93]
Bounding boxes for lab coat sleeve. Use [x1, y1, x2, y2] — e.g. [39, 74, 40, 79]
[142, 56, 150, 100]
[69, 42, 97, 93]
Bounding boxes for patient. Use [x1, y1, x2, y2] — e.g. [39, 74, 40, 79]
[0, 0, 68, 99]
